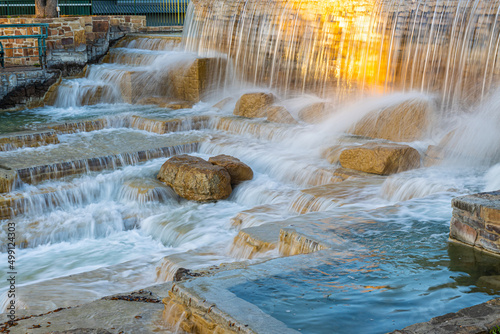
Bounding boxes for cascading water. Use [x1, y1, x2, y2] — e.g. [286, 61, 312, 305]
[184, 0, 500, 108]
[1, 0, 500, 332]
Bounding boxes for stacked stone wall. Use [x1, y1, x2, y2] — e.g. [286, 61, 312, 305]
[450, 191, 500, 256]
[0, 16, 146, 74]
[186, 0, 500, 102]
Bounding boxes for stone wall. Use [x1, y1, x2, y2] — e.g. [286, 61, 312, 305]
[0, 16, 147, 75]
[185, 0, 500, 103]
[450, 191, 500, 256]
[0, 68, 60, 110]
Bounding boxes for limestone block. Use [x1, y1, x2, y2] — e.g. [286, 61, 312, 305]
[0, 168, 17, 194]
[233, 93, 275, 118]
[339, 142, 421, 175]
[350, 98, 432, 142]
[157, 155, 232, 202]
[169, 58, 221, 103]
[208, 154, 253, 185]
[298, 102, 332, 123]
[266, 106, 298, 124]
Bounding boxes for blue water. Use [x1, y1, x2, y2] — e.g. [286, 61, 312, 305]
[231, 194, 500, 333]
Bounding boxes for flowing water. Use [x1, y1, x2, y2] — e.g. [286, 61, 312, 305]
[1, 0, 500, 333]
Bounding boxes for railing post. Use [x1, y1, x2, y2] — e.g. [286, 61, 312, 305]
[0, 42, 4, 69]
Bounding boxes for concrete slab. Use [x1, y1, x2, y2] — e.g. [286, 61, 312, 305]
[0, 130, 202, 191]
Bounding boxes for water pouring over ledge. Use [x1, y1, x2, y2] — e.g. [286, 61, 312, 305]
[0, 0, 500, 333]
[184, 0, 500, 109]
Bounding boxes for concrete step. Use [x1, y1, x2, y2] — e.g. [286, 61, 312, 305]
[0, 130, 202, 193]
[0, 129, 59, 152]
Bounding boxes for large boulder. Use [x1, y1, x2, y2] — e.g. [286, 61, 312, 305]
[266, 106, 298, 124]
[157, 155, 232, 202]
[234, 93, 275, 118]
[298, 102, 332, 123]
[339, 143, 421, 175]
[208, 155, 254, 185]
[350, 99, 432, 142]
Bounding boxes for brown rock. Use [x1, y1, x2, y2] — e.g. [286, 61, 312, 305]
[169, 58, 222, 103]
[208, 155, 253, 185]
[298, 102, 332, 123]
[350, 99, 432, 142]
[234, 93, 275, 118]
[0, 168, 17, 194]
[339, 143, 421, 175]
[266, 106, 297, 124]
[157, 155, 232, 202]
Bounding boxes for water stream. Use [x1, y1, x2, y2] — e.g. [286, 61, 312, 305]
[1, 0, 500, 332]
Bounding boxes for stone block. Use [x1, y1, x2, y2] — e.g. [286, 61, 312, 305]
[93, 20, 109, 33]
[339, 142, 421, 175]
[298, 102, 333, 123]
[170, 58, 221, 102]
[0, 168, 17, 194]
[74, 30, 86, 46]
[350, 98, 433, 142]
[481, 206, 500, 224]
[234, 92, 275, 118]
[266, 105, 298, 124]
[61, 38, 73, 46]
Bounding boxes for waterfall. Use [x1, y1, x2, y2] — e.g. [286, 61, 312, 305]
[183, 0, 500, 108]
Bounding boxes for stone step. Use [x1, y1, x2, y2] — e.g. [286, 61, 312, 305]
[230, 203, 289, 229]
[155, 248, 248, 283]
[213, 116, 298, 142]
[229, 210, 374, 259]
[113, 33, 182, 50]
[0, 129, 59, 152]
[46, 118, 114, 134]
[289, 175, 385, 214]
[129, 115, 211, 134]
[0, 130, 203, 193]
[43, 114, 212, 135]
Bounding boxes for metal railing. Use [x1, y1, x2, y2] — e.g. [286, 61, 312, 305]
[0, 23, 48, 68]
[0, 0, 189, 26]
[0, 0, 91, 15]
[92, 0, 189, 26]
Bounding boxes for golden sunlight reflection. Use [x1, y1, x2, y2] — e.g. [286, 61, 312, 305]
[185, 0, 500, 106]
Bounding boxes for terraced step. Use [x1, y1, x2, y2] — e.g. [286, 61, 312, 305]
[230, 203, 289, 229]
[0, 130, 203, 193]
[289, 175, 385, 214]
[0, 129, 59, 152]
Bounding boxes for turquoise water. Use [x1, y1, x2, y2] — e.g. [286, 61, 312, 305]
[231, 192, 500, 333]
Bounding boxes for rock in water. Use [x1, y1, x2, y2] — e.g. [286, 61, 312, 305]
[233, 93, 275, 118]
[350, 98, 432, 142]
[157, 155, 232, 202]
[339, 143, 421, 175]
[298, 102, 332, 123]
[208, 155, 254, 185]
[266, 106, 298, 124]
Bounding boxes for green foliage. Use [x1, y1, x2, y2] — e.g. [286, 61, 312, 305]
[490, 325, 500, 334]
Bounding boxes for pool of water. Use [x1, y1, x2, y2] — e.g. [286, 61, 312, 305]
[231, 190, 500, 333]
